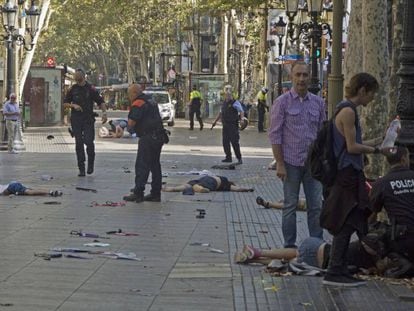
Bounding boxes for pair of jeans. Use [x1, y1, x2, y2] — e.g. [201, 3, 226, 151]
[282, 162, 323, 248]
[134, 135, 163, 196]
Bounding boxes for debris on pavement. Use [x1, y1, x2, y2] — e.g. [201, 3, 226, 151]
[190, 242, 210, 247]
[70, 230, 110, 239]
[34, 252, 63, 260]
[106, 229, 139, 236]
[209, 248, 224, 254]
[40, 174, 53, 181]
[99, 252, 141, 261]
[75, 186, 98, 193]
[50, 247, 89, 253]
[89, 201, 126, 207]
[83, 242, 110, 247]
[46, 135, 55, 140]
[43, 201, 61, 205]
[65, 254, 93, 259]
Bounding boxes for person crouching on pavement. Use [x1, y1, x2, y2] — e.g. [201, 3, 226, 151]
[212, 85, 244, 164]
[370, 145, 414, 267]
[123, 80, 166, 203]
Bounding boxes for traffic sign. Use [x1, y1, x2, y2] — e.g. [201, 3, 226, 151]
[46, 57, 56, 68]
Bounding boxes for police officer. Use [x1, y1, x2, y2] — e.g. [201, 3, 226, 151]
[257, 87, 269, 132]
[370, 145, 414, 263]
[212, 85, 245, 164]
[64, 69, 107, 177]
[123, 81, 165, 203]
[189, 85, 203, 130]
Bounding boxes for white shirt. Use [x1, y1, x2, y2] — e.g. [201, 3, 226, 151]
[0, 184, 9, 194]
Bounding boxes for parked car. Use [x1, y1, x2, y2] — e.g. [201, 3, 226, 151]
[143, 87, 176, 126]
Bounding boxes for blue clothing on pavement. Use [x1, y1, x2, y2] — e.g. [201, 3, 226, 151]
[6, 182, 27, 195]
[283, 163, 323, 248]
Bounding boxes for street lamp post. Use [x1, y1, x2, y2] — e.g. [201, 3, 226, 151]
[2, 0, 40, 96]
[284, 0, 331, 95]
[0, 0, 40, 150]
[273, 16, 287, 96]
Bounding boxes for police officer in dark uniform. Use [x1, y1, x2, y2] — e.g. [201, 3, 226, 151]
[212, 85, 245, 164]
[123, 82, 165, 203]
[370, 145, 414, 263]
[64, 69, 107, 177]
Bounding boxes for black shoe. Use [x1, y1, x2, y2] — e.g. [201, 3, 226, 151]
[189, 128, 194, 130]
[68, 127, 74, 137]
[237, 158, 243, 164]
[200, 123, 203, 131]
[123, 193, 144, 203]
[222, 158, 232, 163]
[259, 130, 267, 133]
[87, 162, 94, 175]
[78, 169, 85, 177]
[322, 274, 366, 287]
[144, 193, 161, 202]
[256, 196, 269, 208]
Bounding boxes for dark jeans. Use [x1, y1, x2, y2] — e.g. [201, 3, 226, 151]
[258, 106, 266, 131]
[326, 221, 357, 276]
[134, 135, 163, 196]
[71, 116, 95, 170]
[222, 123, 241, 160]
[189, 105, 203, 129]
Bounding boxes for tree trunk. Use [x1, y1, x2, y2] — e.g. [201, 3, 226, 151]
[343, 0, 363, 84]
[360, 0, 389, 178]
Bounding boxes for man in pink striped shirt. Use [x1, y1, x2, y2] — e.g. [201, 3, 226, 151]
[268, 61, 326, 248]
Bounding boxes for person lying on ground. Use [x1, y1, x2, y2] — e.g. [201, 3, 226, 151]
[256, 196, 306, 210]
[0, 182, 62, 196]
[234, 236, 393, 276]
[162, 175, 254, 194]
[98, 118, 135, 138]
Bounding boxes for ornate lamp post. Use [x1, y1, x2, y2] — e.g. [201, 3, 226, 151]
[273, 16, 287, 96]
[284, 0, 331, 95]
[1, 0, 40, 96]
[396, 0, 414, 167]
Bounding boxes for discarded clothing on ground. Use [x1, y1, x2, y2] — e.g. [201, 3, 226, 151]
[266, 259, 324, 276]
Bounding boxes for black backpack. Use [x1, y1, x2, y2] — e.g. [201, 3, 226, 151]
[307, 101, 356, 187]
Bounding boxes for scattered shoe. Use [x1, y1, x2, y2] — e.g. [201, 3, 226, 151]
[242, 245, 261, 260]
[221, 158, 232, 163]
[256, 196, 270, 208]
[123, 193, 144, 203]
[49, 190, 63, 197]
[322, 274, 366, 287]
[144, 193, 161, 202]
[234, 251, 250, 264]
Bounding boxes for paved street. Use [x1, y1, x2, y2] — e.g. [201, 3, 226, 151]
[1, 118, 414, 311]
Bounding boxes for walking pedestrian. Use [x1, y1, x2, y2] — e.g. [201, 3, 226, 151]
[63, 69, 107, 177]
[321, 72, 384, 287]
[123, 81, 166, 203]
[257, 87, 269, 132]
[189, 85, 203, 130]
[212, 85, 244, 164]
[268, 61, 326, 249]
[3, 93, 20, 154]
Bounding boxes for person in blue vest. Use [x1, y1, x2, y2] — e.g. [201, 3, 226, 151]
[189, 85, 203, 130]
[212, 85, 245, 164]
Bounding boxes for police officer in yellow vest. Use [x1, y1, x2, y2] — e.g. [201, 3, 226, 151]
[257, 87, 269, 132]
[189, 85, 203, 130]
